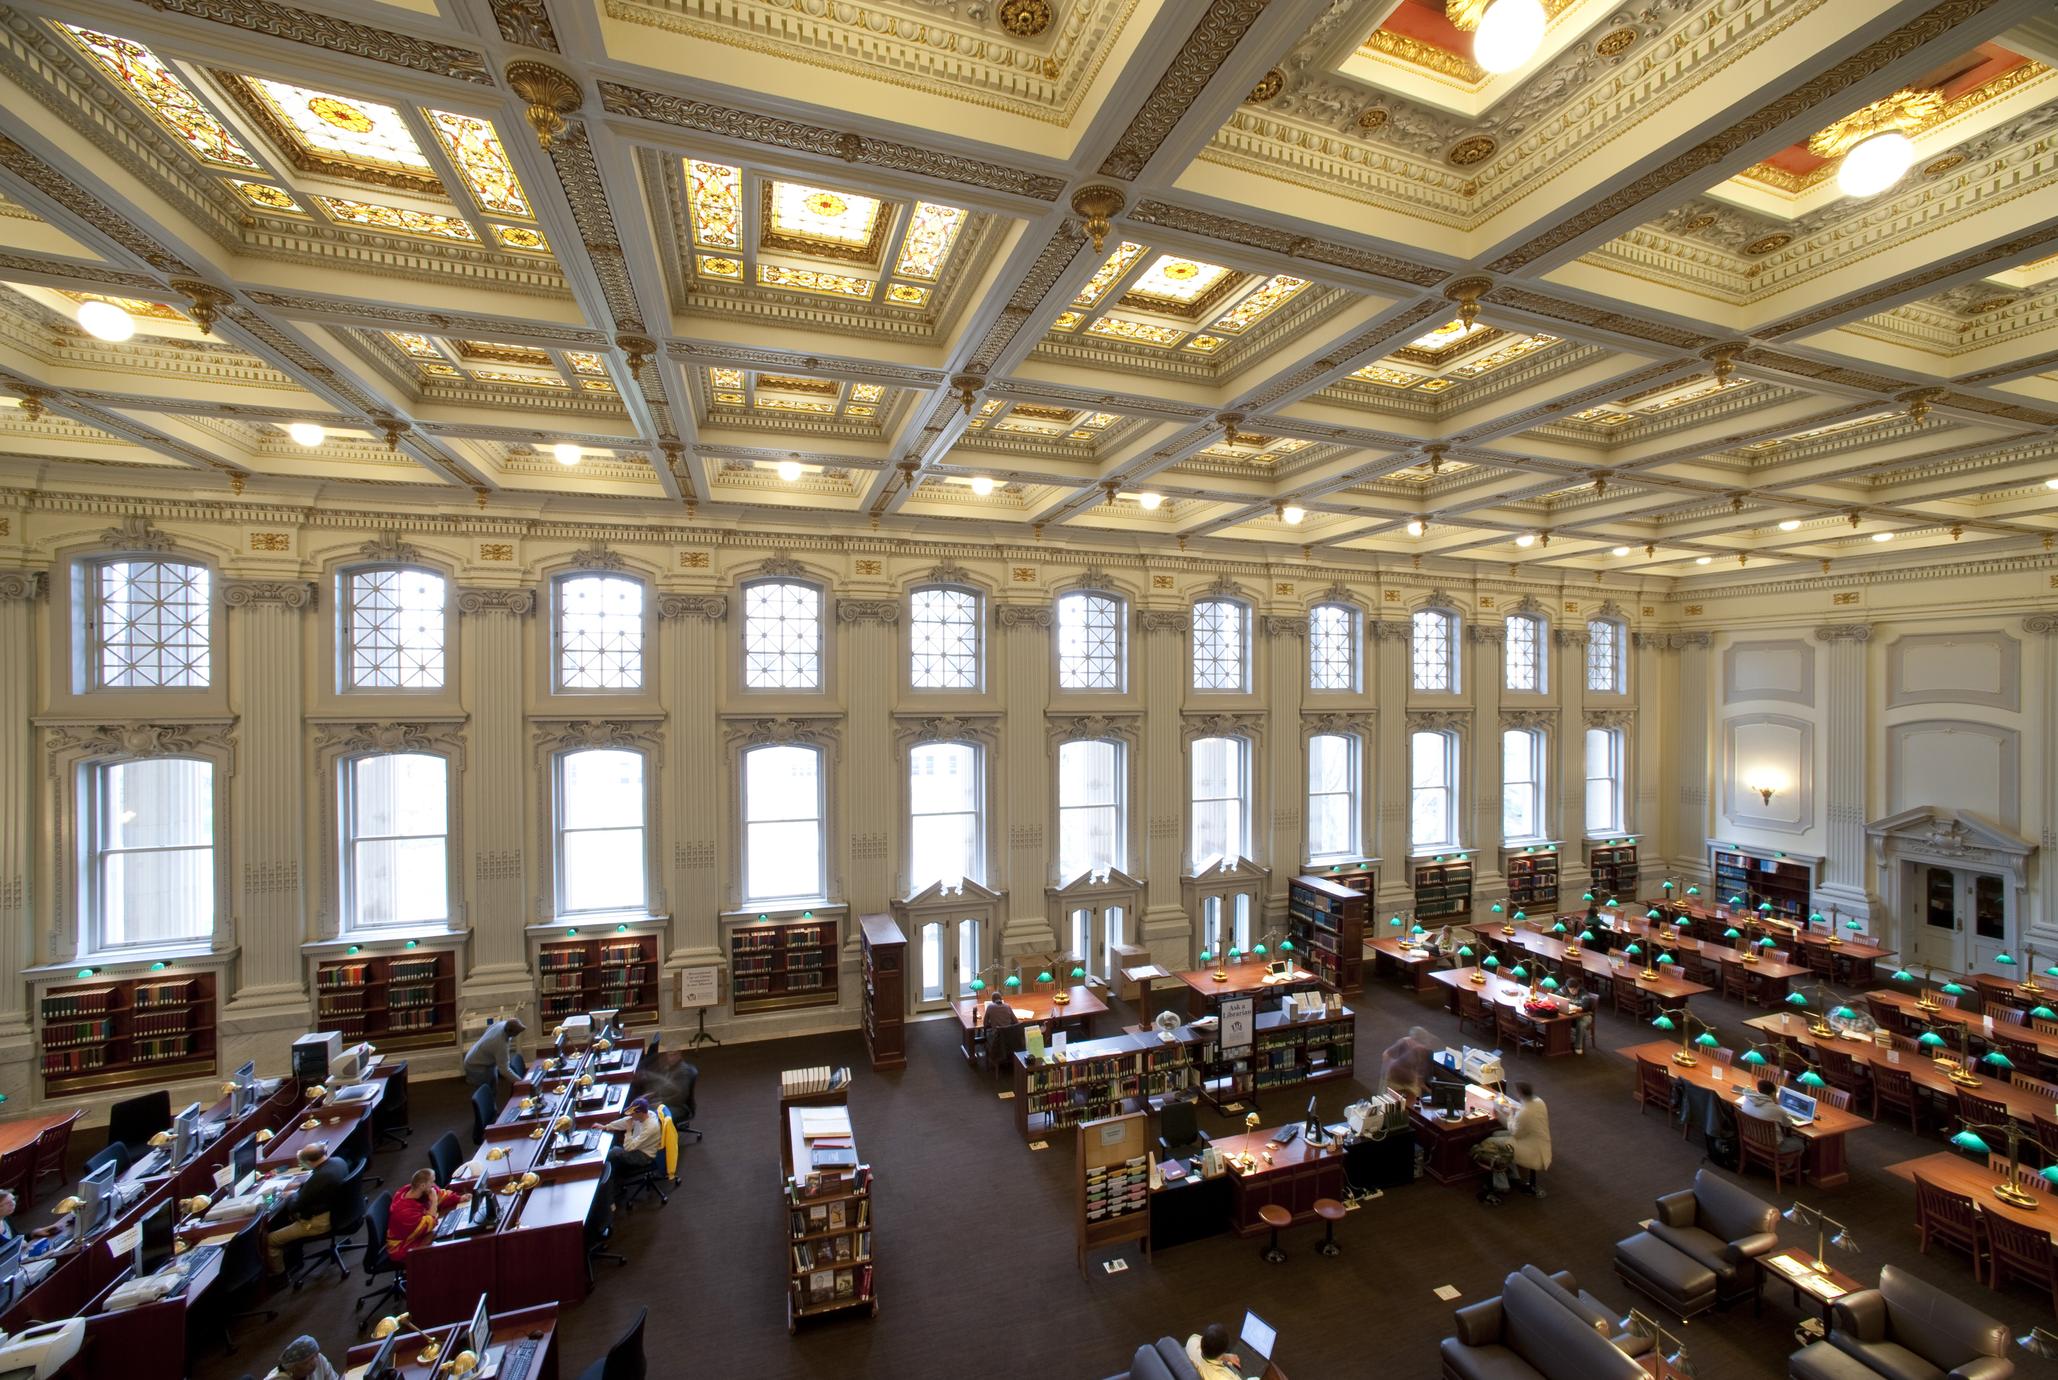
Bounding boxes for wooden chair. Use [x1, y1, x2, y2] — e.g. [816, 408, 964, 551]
[30, 1111, 81, 1195]
[1913, 1176, 1986, 1283]
[1987, 1211, 2058, 1313]
[1803, 945, 1835, 978]
[2034, 1114, 2058, 1168]
[1494, 1004, 1543, 1058]
[1819, 1045, 1869, 1102]
[1815, 1086, 1852, 1111]
[1720, 962, 1752, 1004]
[1956, 1089, 2010, 1130]
[1635, 1058, 1675, 1121]
[1455, 987, 1494, 1042]
[1986, 1003, 2027, 1026]
[0, 1144, 34, 1212]
[1867, 994, 1912, 1035]
[2011, 1071, 2058, 1103]
[1612, 982, 1652, 1021]
[1871, 1063, 1921, 1132]
[2035, 1018, 2058, 1038]
[1769, 950, 1792, 965]
[1735, 1112, 1804, 1193]
[1995, 1034, 2038, 1072]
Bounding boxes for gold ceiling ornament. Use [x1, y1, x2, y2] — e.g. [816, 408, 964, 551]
[950, 371, 985, 416]
[170, 279, 233, 334]
[229, 473, 246, 495]
[1700, 341, 1746, 383]
[1443, 276, 1492, 329]
[376, 415, 409, 452]
[1069, 184, 1125, 254]
[14, 388, 46, 422]
[1805, 88, 1946, 160]
[505, 61, 582, 150]
[1737, 552, 1749, 566]
[1730, 493, 1746, 513]
[1950, 524, 1964, 541]
[1424, 443, 1448, 476]
[473, 487, 489, 509]
[1246, 69, 1284, 104]
[1847, 510, 1862, 528]
[1743, 233, 1791, 257]
[1898, 388, 1942, 424]
[615, 334, 654, 380]
[999, 0, 1053, 37]
[1821, 558, 1832, 574]
[1447, 136, 1497, 167]
[1923, 154, 1965, 177]
[1591, 471, 1608, 497]
[1537, 530, 1550, 548]
[1445, 0, 1490, 30]
[1644, 543, 1655, 558]
[1357, 107, 1389, 132]
[1595, 28, 1638, 58]
[1216, 411, 1249, 447]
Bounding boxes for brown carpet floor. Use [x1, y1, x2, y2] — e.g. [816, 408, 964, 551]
[96, 976, 2054, 1380]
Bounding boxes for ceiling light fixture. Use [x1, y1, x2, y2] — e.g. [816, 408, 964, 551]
[1872, 531, 1893, 542]
[1695, 556, 1712, 565]
[969, 475, 995, 496]
[76, 300, 135, 342]
[1471, 0, 1547, 74]
[1514, 533, 1535, 548]
[1405, 519, 1425, 538]
[776, 459, 803, 482]
[1611, 546, 1630, 557]
[1137, 491, 1164, 511]
[286, 422, 326, 448]
[552, 443, 582, 467]
[1778, 519, 1801, 531]
[1282, 504, 1305, 525]
[1810, 88, 1944, 198]
[2045, 478, 2058, 491]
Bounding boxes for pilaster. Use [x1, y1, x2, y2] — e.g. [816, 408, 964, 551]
[997, 603, 1055, 956]
[1669, 633, 1715, 885]
[1263, 616, 1306, 922]
[1139, 609, 1190, 950]
[1468, 622, 1506, 898]
[839, 599, 898, 914]
[1814, 624, 1875, 924]
[0, 573, 45, 1102]
[1370, 620, 1412, 914]
[2027, 616, 2058, 945]
[1553, 624, 1592, 899]
[659, 595, 727, 980]
[457, 588, 536, 1015]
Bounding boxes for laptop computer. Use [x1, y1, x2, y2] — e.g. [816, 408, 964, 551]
[1776, 1085, 1818, 1127]
[1240, 1310, 1277, 1369]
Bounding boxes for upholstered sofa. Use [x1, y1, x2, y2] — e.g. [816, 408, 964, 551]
[1614, 1168, 1780, 1316]
[1788, 1264, 2014, 1380]
[1103, 1337, 1200, 1380]
[1440, 1266, 1650, 1380]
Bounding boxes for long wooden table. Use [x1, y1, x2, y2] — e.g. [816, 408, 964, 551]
[0, 1110, 76, 1158]
[1884, 1151, 2058, 1242]
[1366, 937, 1443, 992]
[1463, 927, 1713, 1003]
[1173, 962, 1322, 1016]
[950, 987, 1108, 1065]
[1746, 1012, 2053, 1127]
[1427, 968, 1580, 1056]
[1617, 1039, 1870, 1188]
[347, 1302, 561, 1380]
[1872, 989, 2058, 1058]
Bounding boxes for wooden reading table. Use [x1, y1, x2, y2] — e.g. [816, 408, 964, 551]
[1366, 937, 1442, 992]
[1748, 1012, 2051, 1127]
[1617, 1039, 1870, 1187]
[951, 986, 1108, 1065]
[1884, 1151, 2058, 1241]
[1872, 990, 2058, 1058]
[1428, 968, 1581, 1056]
[347, 1303, 561, 1380]
[1173, 962, 1321, 1018]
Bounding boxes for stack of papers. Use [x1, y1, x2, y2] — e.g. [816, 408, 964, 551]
[798, 1108, 852, 1141]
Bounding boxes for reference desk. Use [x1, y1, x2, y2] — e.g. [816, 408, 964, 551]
[950, 987, 1107, 1066]
[1173, 963, 1320, 1018]
[1618, 1040, 1870, 1188]
[1149, 1124, 1346, 1239]
[1408, 1099, 1502, 1183]
[1366, 937, 1442, 992]
[347, 1303, 561, 1380]
[408, 1158, 604, 1324]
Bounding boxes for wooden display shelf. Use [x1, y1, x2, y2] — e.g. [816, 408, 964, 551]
[1413, 857, 1474, 920]
[1286, 875, 1368, 992]
[1713, 848, 1811, 925]
[535, 933, 661, 1027]
[733, 918, 840, 1015]
[1197, 1007, 1355, 1107]
[1013, 1029, 1195, 1139]
[858, 914, 906, 1071]
[1077, 1111, 1151, 1275]
[1505, 851, 1560, 912]
[312, 948, 458, 1051]
[1588, 841, 1640, 904]
[780, 1085, 875, 1333]
[37, 972, 219, 1096]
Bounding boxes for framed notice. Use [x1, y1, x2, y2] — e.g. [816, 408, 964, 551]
[1220, 995, 1255, 1059]
[677, 965, 722, 1009]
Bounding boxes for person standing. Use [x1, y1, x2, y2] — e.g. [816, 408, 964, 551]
[1508, 1081, 1552, 1197]
[462, 1017, 526, 1096]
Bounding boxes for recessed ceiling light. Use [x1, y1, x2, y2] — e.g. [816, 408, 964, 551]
[1405, 519, 1425, 538]
[2046, 478, 2058, 491]
[1838, 130, 1915, 198]
[1695, 556, 1712, 565]
[286, 422, 325, 447]
[1282, 504, 1305, 525]
[1872, 530, 1893, 542]
[1474, 0, 1546, 74]
[1611, 546, 1630, 557]
[1778, 519, 1802, 532]
[1514, 533, 1535, 548]
[552, 443, 582, 467]
[1138, 491, 1163, 510]
[776, 459, 803, 482]
[969, 475, 995, 496]
[76, 300, 134, 342]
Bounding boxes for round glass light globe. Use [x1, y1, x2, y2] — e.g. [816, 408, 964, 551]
[77, 299, 135, 342]
[286, 422, 326, 447]
[776, 459, 803, 482]
[1137, 491, 1163, 510]
[1282, 504, 1305, 525]
[969, 475, 995, 496]
[1474, 0, 1546, 74]
[552, 443, 582, 467]
[1837, 130, 1914, 198]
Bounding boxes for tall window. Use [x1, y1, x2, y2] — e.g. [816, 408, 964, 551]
[1057, 739, 1125, 881]
[1411, 608, 1457, 692]
[1410, 730, 1458, 851]
[1192, 599, 1249, 691]
[909, 586, 981, 689]
[1190, 736, 1249, 865]
[555, 749, 646, 914]
[1502, 729, 1545, 842]
[743, 580, 822, 690]
[1505, 614, 1544, 693]
[85, 757, 213, 949]
[1057, 592, 1124, 691]
[1308, 603, 1359, 692]
[344, 566, 446, 690]
[743, 744, 824, 902]
[557, 575, 643, 690]
[91, 558, 210, 688]
[342, 753, 448, 929]
[1587, 618, 1624, 693]
[1586, 728, 1624, 834]
[908, 742, 982, 891]
[1306, 733, 1359, 861]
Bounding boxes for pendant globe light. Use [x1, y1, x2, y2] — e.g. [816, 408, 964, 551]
[1472, 0, 1545, 74]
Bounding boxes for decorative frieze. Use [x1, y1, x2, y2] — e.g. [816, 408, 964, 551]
[1303, 710, 1374, 736]
[534, 718, 663, 753]
[1816, 624, 1874, 642]
[313, 721, 468, 768]
[720, 716, 841, 755]
[566, 543, 631, 571]
[1180, 711, 1264, 745]
[891, 713, 1000, 749]
[1046, 712, 1139, 746]
[359, 531, 422, 565]
[1406, 710, 1470, 733]
[1586, 709, 1635, 730]
[46, 722, 237, 767]
[99, 516, 174, 552]
[1502, 709, 1556, 731]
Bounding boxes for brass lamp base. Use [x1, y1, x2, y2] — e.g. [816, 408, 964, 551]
[2021, 978, 2045, 997]
[1501, 925, 1516, 936]
[1810, 1258, 1832, 1276]
[1671, 1049, 1697, 1068]
[1563, 944, 1581, 958]
[1213, 969, 1228, 982]
[1825, 934, 1843, 945]
[1469, 970, 1487, 985]
[1052, 991, 1070, 1005]
[1808, 1019, 1834, 1038]
[1993, 1181, 2039, 1209]
[1916, 996, 1940, 1013]
[1741, 951, 1759, 963]
[1640, 967, 1658, 981]
[1945, 1067, 1982, 1089]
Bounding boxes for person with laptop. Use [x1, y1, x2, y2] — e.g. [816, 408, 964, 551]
[1184, 1322, 1244, 1378]
[1738, 1077, 1806, 1155]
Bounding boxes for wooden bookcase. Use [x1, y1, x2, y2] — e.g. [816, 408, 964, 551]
[857, 914, 906, 1071]
[39, 973, 218, 1096]
[1589, 842, 1640, 902]
[536, 933, 660, 1027]
[1713, 848, 1812, 924]
[1412, 857, 1474, 919]
[779, 1087, 875, 1332]
[1199, 1007, 1354, 1105]
[732, 918, 840, 1015]
[313, 947, 457, 1052]
[1505, 852, 1560, 912]
[1287, 875, 1367, 991]
[1076, 1111, 1150, 1274]
[1013, 1030, 1195, 1139]
[1311, 862, 1376, 894]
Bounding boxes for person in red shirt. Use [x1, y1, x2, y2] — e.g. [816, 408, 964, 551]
[385, 1168, 467, 1261]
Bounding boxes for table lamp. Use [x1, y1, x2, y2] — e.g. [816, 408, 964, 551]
[2017, 945, 2043, 997]
[1618, 1310, 1695, 1378]
[2017, 1327, 2058, 1359]
[1650, 1006, 1718, 1068]
[1949, 1119, 2058, 1209]
[1052, 966, 1085, 1004]
[1780, 1200, 1859, 1273]
[372, 1313, 443, 1367]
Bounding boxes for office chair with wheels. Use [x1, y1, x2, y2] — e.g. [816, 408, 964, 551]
[470, 1082, 497, 1149]
[615, 1150, 669, 1212]
[672, 1064, 703, 1146]
[200, 1220, 277, 1356]
[584, 1164, 627, 1281]
[1157, 1098, 1210, 1158]
[290, 1159, 369, 1292]
[574, 1306, 647, 1380]
[509, 1048, 527, 1079]
[427, 1132, 463, 1189]
[372, 1060, 412, 1151]
[106, 1090, 172, 1168]
[356, 1192, 407, 1325]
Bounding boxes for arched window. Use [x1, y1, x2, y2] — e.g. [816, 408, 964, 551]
[742, 743, 824, 902]
[343, 565, 446, 690]
[1586, 618, 1625, 693]
[89, 557, 211, 688]
[1191, 735, 1250, 865]
[742, 579, 822, 690]
[909, 585, 981, 689]
[554, 748, 646, 915]
[1056, 591, 1125, 691]
[1056, 739, 1125, 881]
[1192, 598, 1249, 691]
[1411, 608, 1458, 692]
[1308, 602, 1359, 692]
[556, 574, 644, 691]
[1501, 729, 1546, 842]
[1410, 730, 1458, 850]
[341, 752, 449, 929]
[909, 741, 982, 890]
[1504, 613, 1545, 693]
[84, 756, 214, 949]
[1306, 733, 1360, 862]
[1586, 728, 1625, 834]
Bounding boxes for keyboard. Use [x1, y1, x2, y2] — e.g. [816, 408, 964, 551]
[130, 1149, 168, 1177]
[493, 1341, 538, 1380]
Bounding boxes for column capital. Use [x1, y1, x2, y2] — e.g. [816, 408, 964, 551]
[996, 603, 1053, 630]
[836, 598, 899, 625]
[1367, 619, 1409, 642]
[456, 586, 536, 616]
[1138, 609, 1190, 634]
[658, 593, 728, 621]
[1815, 623, 1872, 643]
[1263, 615, 1307, 639]
[223, 578, 316, 610]
[1466, 623, 1506, 645]
[0, 570, 45, 601]
[2023, 614, 2058, 636]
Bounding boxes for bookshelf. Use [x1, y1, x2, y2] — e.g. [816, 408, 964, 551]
[732, 918, 841, 1015]
[312, 947, 457, 1052]
[1504, 852, 1559, 912]
[1198, 1007, 1354, 1105]
[1412, 857, 1474, 920]
[779, 1086, 875, 1333]
[1310, 861, 1377, 894]
[536, 933, 660, 1027]
[1713, 848, 1812, 924]
[857, 914, 906, 1071]
[1076, 1111, 1151, 1275]
[1286, 875, 1368, 991]
[39, 973, 218, 1096]
[1012, 1030, 1196, 1139]
[1588, 842, 1640, 902]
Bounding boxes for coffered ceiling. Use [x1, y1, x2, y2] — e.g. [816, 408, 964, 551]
[0, 0, 2055, 585]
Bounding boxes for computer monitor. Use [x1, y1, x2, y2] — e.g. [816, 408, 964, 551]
[1776, 1085, 1818, 1123]
[363, 1328, 402, 1380]
[1239, 1310, 1277, 1366]
[291, 1031, 342, 1083]
[1428, 1079, 1467, 1115]
[170, 1102, 202, 1165]
[468, 1291, 492, 1357]
[136, 1198, 175, 1276]
[0, 1234, 23, 1311]
[229, 1134, 258, 1188]
[468, 1188, 498, 1230]
[232, 1059, 256, 1114]
[78, 1158, 118, 1235]
[1302, 1093, 1321, 1138]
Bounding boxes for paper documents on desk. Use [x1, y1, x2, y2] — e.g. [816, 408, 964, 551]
[799, 1108, 852, 1140]
[1770, 1256, 1848, 1297]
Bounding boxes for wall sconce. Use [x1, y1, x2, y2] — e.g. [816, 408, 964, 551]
[1745, 770, 1786, 806]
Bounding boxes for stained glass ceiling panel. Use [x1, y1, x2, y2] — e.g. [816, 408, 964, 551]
[1073, 242, 1145, 308]
[426, 110, 530, 218]
[687, 161, 742, 249]
[768, 182, 883, 249]
[1125, 254, 1234, 306]
[894, 202, 967, 281]
[241, 79, 433, 178]
[1407, 318, 1492, 352]
[57, 26, 258, 171]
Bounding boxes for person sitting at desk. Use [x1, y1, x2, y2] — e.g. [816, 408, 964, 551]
[463, 1016, 527, 1096]
[0, 1189, 63, 1247]
[1558, 974, 1597, 1055]
[603, 1097, 663, 1177]
[266, 1334, 340, 1380]
[1378, 1025, 1436, 1099]
[265, 1145, 349, 1276]
[1184, 1323, 1243, 1379]
[1738, 1078, 1805, 1156]
[385, 1168, 467, 1261]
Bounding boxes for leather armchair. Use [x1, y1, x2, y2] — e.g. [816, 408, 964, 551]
[1827, 1265, 2014, 1380]
[1440, 1270, 1648, 1380]
[1103, 1338, 1200, 1380]
[1644, 1169, 1780, 1304]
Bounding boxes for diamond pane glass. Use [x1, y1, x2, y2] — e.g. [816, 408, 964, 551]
[559, 749, 645, 914]
[909, 742, 980, 890]
[1411, 609, 1454, 692]
[1505, 615, 1540, 692]
[743, 581, 821, 690]
[346, 566, 445, 689]
[744, 745, 823, 902]
[95, 757, 213, 948]
[1192, 599, 1247, 691]
[1057, 593, 1124, 690]
[1190, 735, 1247, 865]
[1307, 733, 1357, 860]
[1309, 603, 1357, 692]
[1587, 619, 1622, 692]
[1057, 740, 1123, 881]
[557, 575, 643, 690]
[910, 586, 980, 689]
[96, 559, 211, 688]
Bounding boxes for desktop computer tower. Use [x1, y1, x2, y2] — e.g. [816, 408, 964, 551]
[291, 1031, 343, 1084]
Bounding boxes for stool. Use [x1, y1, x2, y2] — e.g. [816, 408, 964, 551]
[1258, 1204, 1291, 1264]
[1312, 1198, 1344, 1256]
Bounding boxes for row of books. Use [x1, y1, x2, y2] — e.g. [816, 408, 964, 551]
[42, 1018, 115, 1047]
[793, 1265, 870, 1309]
[42, 1048, 108, 1074]
[41, 990, 115, 1019]
[317, 964, 371, 987]
[736, 925, 830, 952]
[791, 1232, 870, 1271]
[790, 1196, 869, 1236]
[781, 1065, 852, 1098]
[134, 982, 197, 1009]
